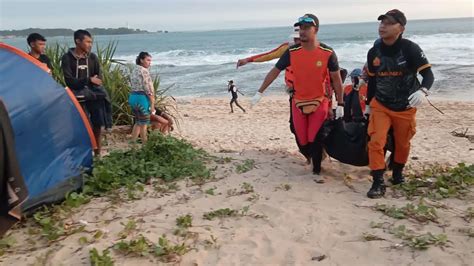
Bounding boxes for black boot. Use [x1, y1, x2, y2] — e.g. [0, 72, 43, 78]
[390, 163, 405, 185]
[299, 144, 312, 165]
[367, 170, 386, 199]
[311, 141, 323, 174]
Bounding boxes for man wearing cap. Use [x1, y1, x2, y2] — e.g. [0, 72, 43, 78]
[251, 14, 345, 179]
[365, 9, 434, 198]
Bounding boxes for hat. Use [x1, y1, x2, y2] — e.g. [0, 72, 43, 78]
[349, 68, 362, 78]
[294, 14, 319, 27]
[378, 9, 407, 26]
[289, 26, 300, 39]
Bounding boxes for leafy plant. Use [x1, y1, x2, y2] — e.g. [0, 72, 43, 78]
[375, 202, 439, 223]
[154, 182, 180, 194]
[113, 235, 152, 257]
[84, 133, 211, 196]
[394, 163, 474, 200]
[203, 206, 265, 220]
[203, 208, 239, 220]
[235, 159, 255, 174]
[32, 206, 84, 241]
[90, 248, 114, 266]
[117, 219, 138, 239]
[205, 187, 216, 196]
[227, 182, 254, 197]
[176, 214, 193, 229]
[362, 232, 385, 241]
[64, 192, 91, 208]
[463, 207, 474, 223]
[0, 236, 16, 256]
[154, 235, 190, 257]
[389, 225, 448, 250]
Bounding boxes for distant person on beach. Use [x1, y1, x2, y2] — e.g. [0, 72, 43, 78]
[128, 51, 155, 143]
[251, 14, 345, 181]
[228, 80, 246, 113]
[27, 33, 52, 71]
[61, 29, 113, 156]
[365, 9, 434, 198]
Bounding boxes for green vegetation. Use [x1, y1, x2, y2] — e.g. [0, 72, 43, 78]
[90, 248, 114, 266]
[0, 236, 16, 256]
[176, 215, 193, 229]
[113, 235, 191, 262]
[389, 225, 448, 250]
[375, 202, 439, 223]
[394, 163, 473, 200]
[203, 206, 265, 220]
[203, 208, 239, 220]
[84, 133, 211, 196]
[227, 182, 254, 197]
[235, 159, 255, 174]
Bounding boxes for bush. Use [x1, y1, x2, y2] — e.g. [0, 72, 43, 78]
[84, 133, 212, 196]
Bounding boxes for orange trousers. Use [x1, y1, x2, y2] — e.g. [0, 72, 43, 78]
[368, 99, 417, 170]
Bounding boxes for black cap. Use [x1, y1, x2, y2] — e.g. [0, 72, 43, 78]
[378, 9, 407, 26]
[294, 14, 319, 27]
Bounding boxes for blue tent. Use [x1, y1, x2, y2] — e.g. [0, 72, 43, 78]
[0, 43, 94, 210]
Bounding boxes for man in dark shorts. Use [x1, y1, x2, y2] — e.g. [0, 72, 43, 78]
[228, 80, 246, 113]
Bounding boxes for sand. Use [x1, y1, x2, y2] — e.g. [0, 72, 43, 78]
[1, 95, 473, 266]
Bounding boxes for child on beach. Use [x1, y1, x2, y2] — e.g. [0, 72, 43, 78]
[228, 80, 246, 113]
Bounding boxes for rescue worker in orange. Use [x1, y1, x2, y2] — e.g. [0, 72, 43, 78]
[251, 14, 345, 180]
[365, 9, 434, 198]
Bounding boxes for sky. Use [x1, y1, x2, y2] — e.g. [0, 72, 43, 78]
[0, 0, 472, 31]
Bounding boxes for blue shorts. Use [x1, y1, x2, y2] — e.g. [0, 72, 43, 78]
[129, 92, 150, 125]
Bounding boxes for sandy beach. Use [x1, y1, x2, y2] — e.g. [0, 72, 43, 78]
[1, 95, 473, 266]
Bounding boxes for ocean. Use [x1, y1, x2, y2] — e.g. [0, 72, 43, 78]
[2, 17, 473, 100]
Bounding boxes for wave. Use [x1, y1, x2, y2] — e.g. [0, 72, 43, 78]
[114, 33, 474, 67]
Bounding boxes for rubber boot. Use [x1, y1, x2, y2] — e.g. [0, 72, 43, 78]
[311, 141, 323, 175]
[367, 170, 386, 199]
[390, 163, 405, 185]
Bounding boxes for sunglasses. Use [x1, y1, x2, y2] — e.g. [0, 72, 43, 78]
[298, 16, 317, 26]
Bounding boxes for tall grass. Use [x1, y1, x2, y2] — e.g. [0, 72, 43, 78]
[45, 42, 177, 126]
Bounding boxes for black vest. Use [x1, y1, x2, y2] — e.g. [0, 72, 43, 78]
[373, 40, 420, 111]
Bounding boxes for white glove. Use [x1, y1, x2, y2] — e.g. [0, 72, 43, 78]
[251, 92, 263, 107]
[408, 88, 428, 108]
[335, 105, 344, 119]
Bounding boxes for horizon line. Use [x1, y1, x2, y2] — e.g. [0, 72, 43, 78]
[1, 16, 472, 34]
